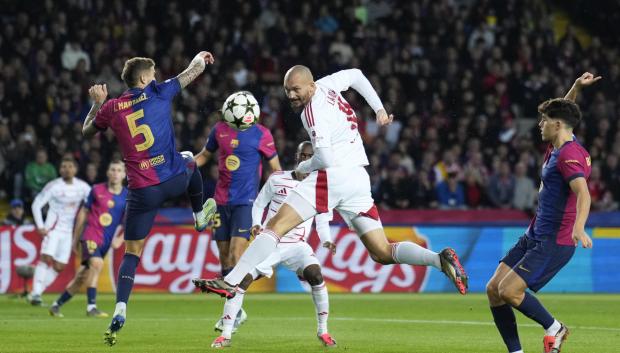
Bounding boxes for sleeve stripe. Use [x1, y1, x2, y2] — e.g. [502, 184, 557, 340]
[304, 102, 315, 127]
[566, 173, 585, 182]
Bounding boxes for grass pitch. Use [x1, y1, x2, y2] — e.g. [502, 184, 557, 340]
[1, 293, 619, 352]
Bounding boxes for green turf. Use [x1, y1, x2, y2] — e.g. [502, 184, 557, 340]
[1, 293, 619, 352]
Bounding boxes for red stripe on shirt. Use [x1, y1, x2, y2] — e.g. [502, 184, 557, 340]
[307, 101, 315, 127]
[315, 170, 328, 213]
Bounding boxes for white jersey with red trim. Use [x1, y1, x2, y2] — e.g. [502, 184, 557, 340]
[253, 171, 331, 243]
[301, 73, 369, 168]
[31, 177, 91, 232]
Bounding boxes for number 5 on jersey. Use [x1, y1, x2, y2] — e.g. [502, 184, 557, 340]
[126, 109, 154, 151]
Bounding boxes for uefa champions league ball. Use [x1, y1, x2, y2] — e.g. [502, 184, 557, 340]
[221, 91, 260, 130]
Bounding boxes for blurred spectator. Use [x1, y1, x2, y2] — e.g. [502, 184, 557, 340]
[436, 169, 466, 210]
[2, 199, 29, 226]
[487, 161, 516, 209]
[512, 162, 537, 212]
[25, 149, 57, 198]
[378, 167, 414, 209]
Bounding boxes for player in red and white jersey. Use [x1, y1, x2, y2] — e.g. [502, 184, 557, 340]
[210, 141, 336, 348]
[195, 66, 469, 299]
[29, 156, 91, 305]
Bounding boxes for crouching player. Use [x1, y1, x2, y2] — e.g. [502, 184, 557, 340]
[49, 160, 128, 317]
[204, 141, 337, 348]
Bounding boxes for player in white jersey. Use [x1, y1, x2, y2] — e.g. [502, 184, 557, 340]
[209, 141, 336, 348]
[29, 156, 91, 305]
[194, 66, 468, 300]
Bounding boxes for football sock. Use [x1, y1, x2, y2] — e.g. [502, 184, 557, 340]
[113, 302, 127, 318]
[511, 350, 524, 353]
[43, 266, 60, 288]
[31, 261, 49, 296]
[545, 319, 562, 336]
[391, 242, 441, 269]
[514, 292, 554, 330]
[87, 287, 97, 307]
[490, 304, 522, 352]
[116, 253, 140, 307]
[187, 167, 204, 213]
[222, 288, 246, 339]
[221, 267, 233, 277]
[311, 282, 329, 335]
[55, 290, 73, 307]
[224, 231, 278, 285]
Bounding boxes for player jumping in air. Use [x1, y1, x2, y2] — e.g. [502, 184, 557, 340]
[194, 95, 281, 330]
[486, 72, 601, 353]
[82, 51, 218, 346]
[29, 156, 91, 306]
[193, 66, 468, 299]
[49, 160, 127, 318]
[210, 141, 336, 348]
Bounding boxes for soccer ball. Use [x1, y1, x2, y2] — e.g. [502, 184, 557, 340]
[221, 91, 260, 130]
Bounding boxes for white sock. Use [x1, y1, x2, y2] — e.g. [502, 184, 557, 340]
[545, 319, 561, 336]
[392, 242, 441, 269]
[113, 302, 127, 318]
[510, 350, 524, 353]
[87, 304, 97, 311]
[43, 266, 60, 288]
[224, 231, 278, 285]
[221, 288, 245, 339]
[31, 262, 50, 296]
[311, 282, 329, 335]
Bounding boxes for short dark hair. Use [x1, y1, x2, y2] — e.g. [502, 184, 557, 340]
[537, 98, 582, 128]
[60, 155, 78, 167]
[121, 57, 155, 87]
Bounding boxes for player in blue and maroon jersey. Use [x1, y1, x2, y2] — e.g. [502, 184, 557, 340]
[82, 52, 218, 346]
[49, 160, 127, 318]
[194, 109, 281, 330]
[487, 72, 601, 353]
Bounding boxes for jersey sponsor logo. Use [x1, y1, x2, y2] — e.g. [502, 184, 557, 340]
[114, 93, 148, 111]
[99, 213, 113, 227]
[139, 154, 166, 170]
[230, 139, 239, 148]
[225, 155, 241, 171]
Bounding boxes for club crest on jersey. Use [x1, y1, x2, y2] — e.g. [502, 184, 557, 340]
[230, 139, 239, 148]
[99, 212, 112, 227]
[586, 156, 591, 166]
[225, 155, 241, 171]
[107, 199, 115, 208]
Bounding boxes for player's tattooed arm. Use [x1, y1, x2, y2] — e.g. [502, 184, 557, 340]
[82, 84, 108, 138]
[564, 72, 601, 102]
[177, 51, 215, 89]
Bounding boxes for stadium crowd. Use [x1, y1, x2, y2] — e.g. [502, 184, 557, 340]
[0, 0, 618, 214]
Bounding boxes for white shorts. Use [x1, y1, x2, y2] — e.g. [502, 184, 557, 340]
[40, 229, 72, 264]
[288, 166, 383, 233]
[253, 242, 319, 279]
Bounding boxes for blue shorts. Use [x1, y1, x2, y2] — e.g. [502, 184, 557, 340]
[124, 171, 193, 241]
[213, 205, 252, 241]
[501, 235, 575, 292]
[80, 239, 111, 266]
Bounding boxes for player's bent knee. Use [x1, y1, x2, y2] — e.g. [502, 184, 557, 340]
[303, 265, 324, 286]
[497, 283, 521, 306]
[89, 257, 104, 272]
[485, 280, 500, 299]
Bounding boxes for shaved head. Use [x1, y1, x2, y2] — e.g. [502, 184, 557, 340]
[283, 65, 316, 112]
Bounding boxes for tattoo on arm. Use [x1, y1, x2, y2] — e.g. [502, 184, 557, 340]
[82, 102, 103, 137]
[177, 59, 206, 89]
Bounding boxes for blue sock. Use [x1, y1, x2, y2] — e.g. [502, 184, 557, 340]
[490, 304, 521, 352]
[222, 267, 233, 277]
[187, 166, 204, 212]
[514, 292, 554, 329]
[56, 290, 73, 307]
[87, 287, 97, 305]
[116, 253, 140, 304]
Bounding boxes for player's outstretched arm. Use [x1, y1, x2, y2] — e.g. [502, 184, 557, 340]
[295, 146, 335, 174]
[569, 177, 593, 248]
[194, 147, 212, 168]
[83, 84, 108, 138]
[176, 51, 214, 89]
[564, 72, 602, 102]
